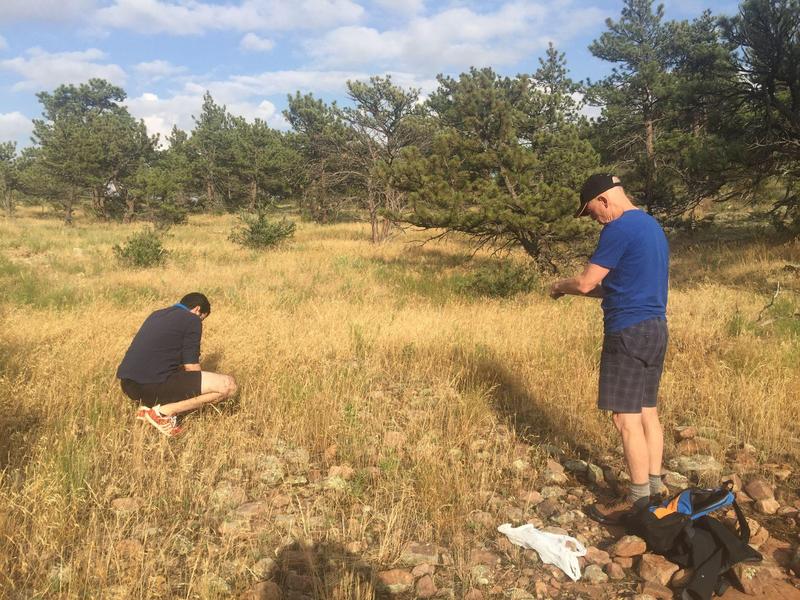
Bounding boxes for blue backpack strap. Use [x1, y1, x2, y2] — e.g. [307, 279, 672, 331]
[690, 490, 735, 519]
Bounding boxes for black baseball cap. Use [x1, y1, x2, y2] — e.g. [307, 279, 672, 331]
[575, 174, 622, 217]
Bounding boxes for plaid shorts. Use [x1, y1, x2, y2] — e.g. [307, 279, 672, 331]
[598, 317, 668, 413]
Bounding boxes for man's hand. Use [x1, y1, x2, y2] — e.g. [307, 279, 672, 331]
[549, 263, 610, 299]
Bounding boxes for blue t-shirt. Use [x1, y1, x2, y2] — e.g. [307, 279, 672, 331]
[590, 210, 669, 333]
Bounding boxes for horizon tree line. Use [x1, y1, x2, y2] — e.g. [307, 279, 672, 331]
[2, 0, 799, 265]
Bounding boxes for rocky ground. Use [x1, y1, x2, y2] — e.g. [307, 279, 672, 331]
[108, 426, 800, 600]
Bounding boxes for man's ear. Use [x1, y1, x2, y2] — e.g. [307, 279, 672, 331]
[189, 306, 202, 316]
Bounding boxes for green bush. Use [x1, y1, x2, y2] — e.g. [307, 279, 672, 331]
[113, 229, 167, 268]
[151, 202, 188, 230]
[454, 262, 539, 298]
[229, 210, 296, 249]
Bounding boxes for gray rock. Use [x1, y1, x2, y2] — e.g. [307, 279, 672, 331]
[552, 509, 585, 525]
[200, 574, 231, 596]
[512, 459, 530, 473]
[283, 447, 311, 468]
[668, 455, 722, 480]
[211, 481, 247, 509]
[218, 517, 250, 536]
[583, 564, 609, 583]
[251, 557, 276, 579]
[540, 486, 566, 499]
[564, 459, 588, 473]
[662, 470, 689, 488]
[322, 475, 348, 491]
[587, 463, 605, 484]
[171, 534, 194, 556]
[256, 456, 285, 486]
[470, 564, 492, 585]
[399, 542, 439, 566]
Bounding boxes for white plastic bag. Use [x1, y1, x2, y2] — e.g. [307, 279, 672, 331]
[497, 523, 587, 581]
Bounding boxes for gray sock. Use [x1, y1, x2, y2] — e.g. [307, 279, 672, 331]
[629, 481, 650, 503]
[649, 474, 663, 496]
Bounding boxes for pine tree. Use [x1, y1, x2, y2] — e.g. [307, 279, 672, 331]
[0, 142, 19, 217]
[189, 92, 235, 210]
[721, 0, 800, 234]
[32, 79, 154, 223]
[284, 92, 359, 223]
[230, 118, 296, 210]
[588, 0, 673, 213]
[341, 75, 426, 242]
[395, 63, 598, 272]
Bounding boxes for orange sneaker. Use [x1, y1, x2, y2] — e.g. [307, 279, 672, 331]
[138, 406, 182, 437]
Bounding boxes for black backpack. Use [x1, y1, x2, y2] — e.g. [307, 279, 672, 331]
[625, 481, 762, 600]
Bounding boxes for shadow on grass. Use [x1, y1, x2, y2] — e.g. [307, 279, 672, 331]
[371, 246, 483, 271]
[201, 350, 225, 374]
[456, 349, 600, 464]
[263, 540, 380, 599]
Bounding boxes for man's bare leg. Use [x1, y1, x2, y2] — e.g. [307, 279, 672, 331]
[641, 407, 663, 477]
[159, 372, 237, 416]
[612, 412, 650, 490]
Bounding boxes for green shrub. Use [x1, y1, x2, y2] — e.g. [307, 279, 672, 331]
[229, 210, 296, 249]
[454, 262, 539, 298]
[113, 229, 167, 268]
[151, 202, 188, 230]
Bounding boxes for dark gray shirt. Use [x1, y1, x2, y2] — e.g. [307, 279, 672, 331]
[116, 305, 202, 384]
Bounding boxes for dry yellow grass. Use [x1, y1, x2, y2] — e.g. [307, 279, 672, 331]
[0, 210, 798, 598]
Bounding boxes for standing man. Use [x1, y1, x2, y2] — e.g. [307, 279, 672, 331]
[550, 174, 669, 522]
[117, 292, 238, 437]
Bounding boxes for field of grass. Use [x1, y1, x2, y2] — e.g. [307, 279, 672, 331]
[1, 209, 798, 599]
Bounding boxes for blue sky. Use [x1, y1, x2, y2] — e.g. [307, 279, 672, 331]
[0, 0, 739, 147]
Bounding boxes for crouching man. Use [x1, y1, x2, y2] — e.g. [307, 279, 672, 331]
[117, 292, 237, 437]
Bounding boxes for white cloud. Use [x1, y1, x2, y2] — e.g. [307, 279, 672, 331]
[309, 1, 602, 72]
[126, 66, 444, 144]
[207, 69, 368, 97]
[0, 112, 33, 145]
[95, 0, 364, 35]
[134, 60, 187, 81]
[0, 0, 96, 23]
[0, 48, 126, 91]
[240, 33, 275, 53]
[127, 89, 289, 145]
[372, 0, 425, 16]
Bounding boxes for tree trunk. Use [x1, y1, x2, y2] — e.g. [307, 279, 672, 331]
[64, 188, 75, 225]
[368, 187, 379, 243]
[92, 187, 109, 220]
[206, 178, 215, 206]
[644, 115, 656, 212]
[123, 190, 135, 223]
[370, 210, 378, 243]
[2, 190, 12, 217]
[250, 180, 258, 210]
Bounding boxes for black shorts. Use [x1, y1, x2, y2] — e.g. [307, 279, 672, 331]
[598, 318, 668, 413]
[120, 370, 202, 407]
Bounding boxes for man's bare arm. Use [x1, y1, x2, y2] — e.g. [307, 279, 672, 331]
[183, 363, 201, 371]
[549, 263, 609, 299]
